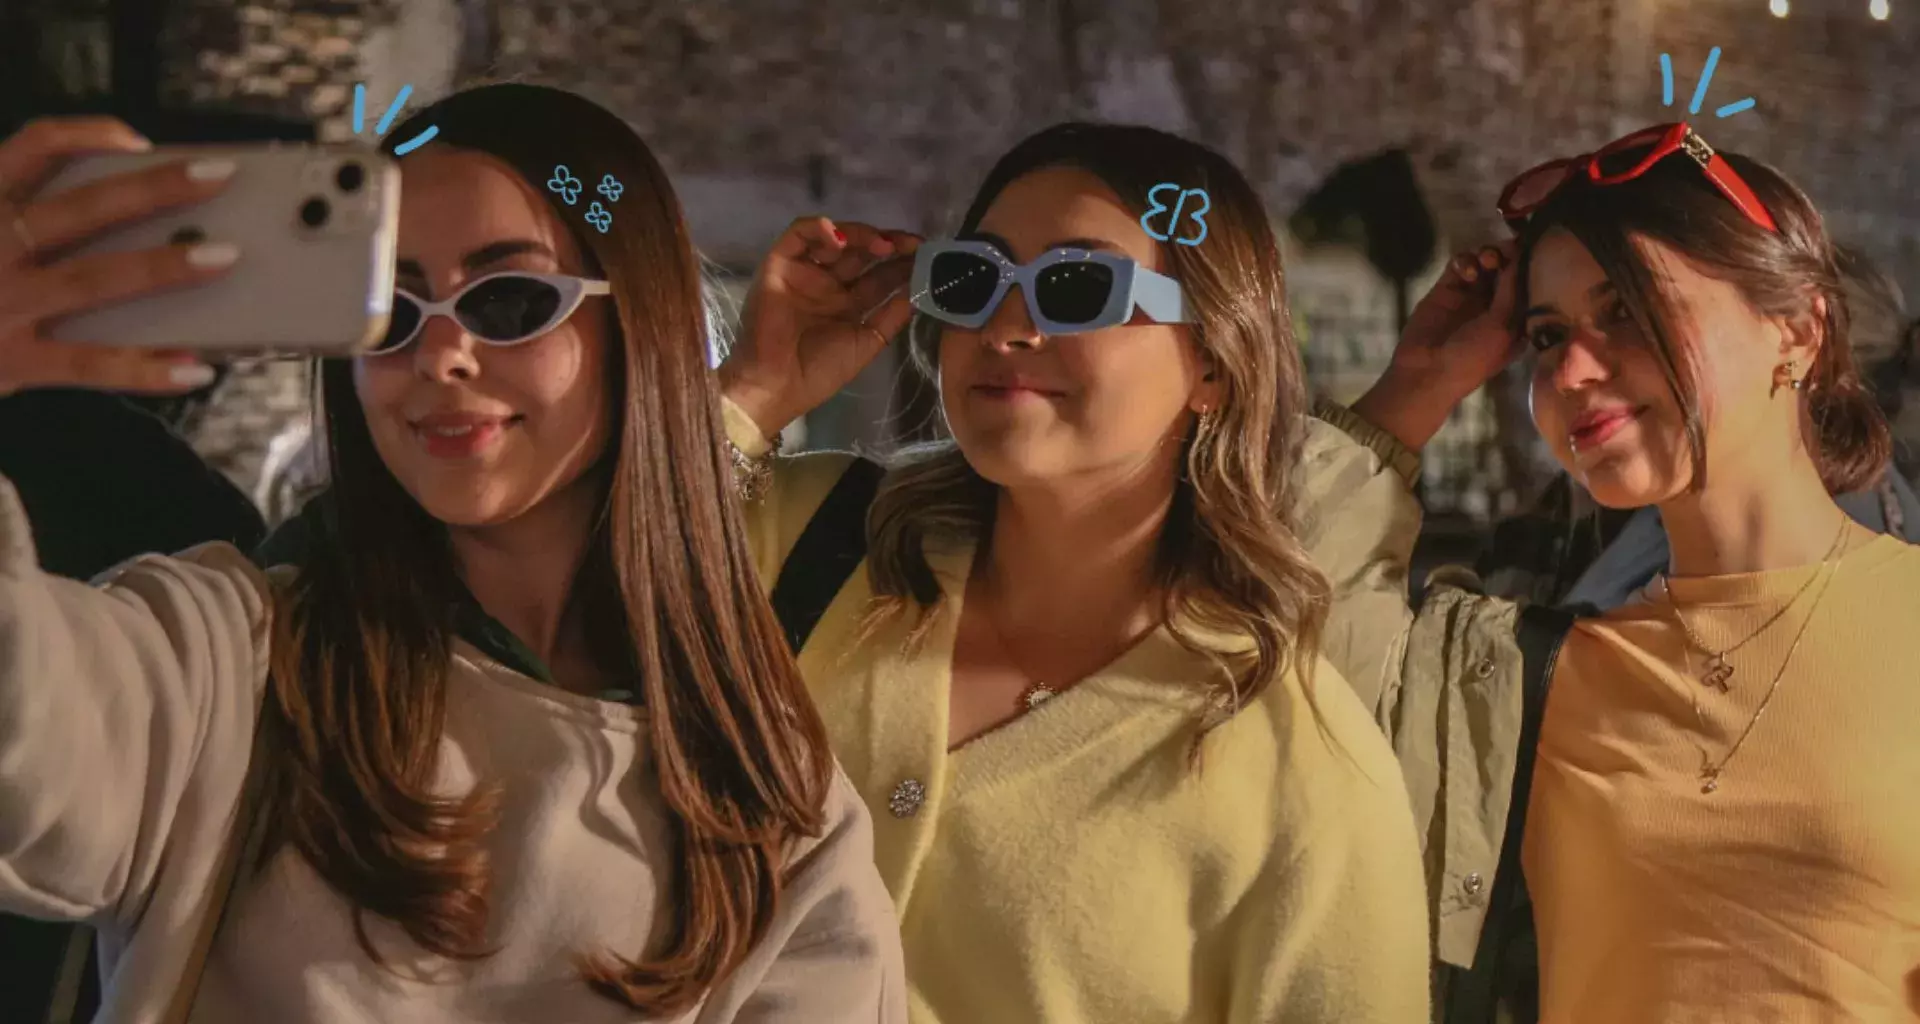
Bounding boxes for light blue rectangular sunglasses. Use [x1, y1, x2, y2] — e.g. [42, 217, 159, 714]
[909, 239, 1194, 334]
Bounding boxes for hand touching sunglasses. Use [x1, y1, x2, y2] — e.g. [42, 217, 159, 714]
[369, 271, 611, 355]
[909, 240, 1193, 334]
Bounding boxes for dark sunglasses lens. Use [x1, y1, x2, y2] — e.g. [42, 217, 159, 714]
[375, 295, 423, 353]
[926, 251, 1000, 317]
[1506, 165, 1571, 212]
[1034, 259, 1115, 326]
[1593, 139, 1664, 179]
[456, 276, 565, 342]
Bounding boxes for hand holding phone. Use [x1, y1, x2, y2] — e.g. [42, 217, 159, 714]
[0, 116, 238, 396]
[40, 141, 398, 358]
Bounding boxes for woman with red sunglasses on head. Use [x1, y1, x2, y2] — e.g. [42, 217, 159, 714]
[0, 85, 905, 1022]
[718, 122, 1430, 1023]
[1336, 121, 1920, 1022]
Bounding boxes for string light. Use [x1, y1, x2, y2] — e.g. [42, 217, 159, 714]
[1770, 0, 1790, 15]
[1870, 0, 1890, 20]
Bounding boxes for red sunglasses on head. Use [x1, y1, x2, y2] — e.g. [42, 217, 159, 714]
[1496, 122, 1779, 234]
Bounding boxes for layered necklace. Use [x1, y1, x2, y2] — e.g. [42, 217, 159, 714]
[1665, 514, 1848, 692]
[1662, 515, 1852, 794]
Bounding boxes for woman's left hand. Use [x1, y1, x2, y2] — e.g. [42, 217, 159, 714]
[1352, 242, 1523, 453]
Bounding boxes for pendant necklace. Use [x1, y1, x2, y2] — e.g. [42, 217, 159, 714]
[1665, 513, 1847, 692]
[1689, 539, 1846, 794]
[981, 603, 1058, 712]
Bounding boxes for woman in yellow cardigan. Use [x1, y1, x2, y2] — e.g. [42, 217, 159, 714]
[715, 122, 1430, 1022]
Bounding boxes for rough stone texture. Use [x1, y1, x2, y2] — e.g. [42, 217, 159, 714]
[131, 0, 1920, 518]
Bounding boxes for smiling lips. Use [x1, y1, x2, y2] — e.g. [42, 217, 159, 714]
[1568, 405, 1643, 450]
[409, 410, 522, 459]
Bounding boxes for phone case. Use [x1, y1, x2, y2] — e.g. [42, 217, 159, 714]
[42, 143, 399, 356]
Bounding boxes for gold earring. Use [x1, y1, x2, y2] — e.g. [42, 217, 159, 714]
[1771, 360, 1797, 397]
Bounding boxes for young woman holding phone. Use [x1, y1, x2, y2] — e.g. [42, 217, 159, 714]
[717, 122, 1430, 1023]
[0, 86, 905, 1023]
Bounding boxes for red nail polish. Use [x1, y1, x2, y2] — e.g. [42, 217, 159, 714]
[832, 229, 847, 244]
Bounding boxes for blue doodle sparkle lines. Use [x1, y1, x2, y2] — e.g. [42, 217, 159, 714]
[1659, 47, 1756, 119]
[351, 83, 439, 155]
[548, 165, 625, 234]
[1139, 183, 1210, 247]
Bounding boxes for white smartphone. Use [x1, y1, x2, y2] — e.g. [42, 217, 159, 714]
[41, 143, 400, 356]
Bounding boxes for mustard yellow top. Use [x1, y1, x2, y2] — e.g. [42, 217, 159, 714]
[728, 402, 1430, 1024]
[1524, 531, 1920, 1022]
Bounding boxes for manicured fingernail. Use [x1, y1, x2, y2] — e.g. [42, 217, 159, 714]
[187, 158, 237, 182]
[128, 134, 155, 152]
[169, 364, 217, 388]
[187, 242, 240, 268]
[832, 229, 847, 244]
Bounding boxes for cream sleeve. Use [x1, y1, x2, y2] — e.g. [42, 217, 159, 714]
[690, 770, 908, 1024]
[0, 472, 270, 933]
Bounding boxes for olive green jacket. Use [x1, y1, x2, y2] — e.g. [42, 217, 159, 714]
[1301, 401, 1529, 979]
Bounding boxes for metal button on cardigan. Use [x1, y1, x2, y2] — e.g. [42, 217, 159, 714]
[1462, 872, 1485, 898]
[888, 779, 927, 818]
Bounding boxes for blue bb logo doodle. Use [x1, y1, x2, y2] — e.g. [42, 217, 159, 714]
[596, 174, 623, 202]
[1140, 183, 1210, 247]
[547, 165, 584, 205]
[585, 201, 613, 234]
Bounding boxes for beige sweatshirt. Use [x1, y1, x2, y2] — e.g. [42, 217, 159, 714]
[0, 475, 906, 1024]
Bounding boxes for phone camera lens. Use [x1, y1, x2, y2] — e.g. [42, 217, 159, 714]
[335, 162, 365, 193]
[299, 197, 332, 228]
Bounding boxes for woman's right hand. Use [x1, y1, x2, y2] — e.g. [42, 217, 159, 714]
[721, 216, 921, 438]
[0, 116, 239, 397]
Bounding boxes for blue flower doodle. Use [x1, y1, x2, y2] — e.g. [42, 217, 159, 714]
[546, 165, 584, 205]
[1139, 183, 1210, 247]
[585, 201, 613, 234]
[597, 174, 624, 203]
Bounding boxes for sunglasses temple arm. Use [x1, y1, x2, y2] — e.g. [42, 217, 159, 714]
[1133, 268, 1196, 324]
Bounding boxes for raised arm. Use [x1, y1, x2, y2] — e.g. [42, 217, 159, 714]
[716, 215, 920, 584]
[692, 771, 907, 1024]
[0, 474, 270, 930]
[0, 116, 272, 936]
[1291, 243, 1544, 974]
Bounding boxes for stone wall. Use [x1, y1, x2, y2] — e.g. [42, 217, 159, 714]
[98, 0, 1920, 517]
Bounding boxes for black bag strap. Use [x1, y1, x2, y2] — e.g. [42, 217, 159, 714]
[1444, 601, 1587, 1024]
[769, 458, 885, 655]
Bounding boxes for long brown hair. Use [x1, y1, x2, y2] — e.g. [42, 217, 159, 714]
[865, 122, 1331, 749]
[1516, 137, 1892, 493]
[261, 83, 832, 1014]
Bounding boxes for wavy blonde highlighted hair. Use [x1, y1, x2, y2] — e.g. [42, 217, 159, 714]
[861, 122, 1331, 752]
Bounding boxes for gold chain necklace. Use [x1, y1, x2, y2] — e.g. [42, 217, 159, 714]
[1688, 540, 1847, 795]
[1666, 513, 1847, 692]
[981, 602, 1058, 713]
